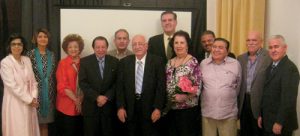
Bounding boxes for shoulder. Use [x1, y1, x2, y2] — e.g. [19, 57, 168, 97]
[237, 52, 247, 61]
[81, 54, 95, 63]
[106, 55, 119, 63]
[26, 49, 35, 57]
[149, 34, 163, 41]
[107, 49, 116, 55]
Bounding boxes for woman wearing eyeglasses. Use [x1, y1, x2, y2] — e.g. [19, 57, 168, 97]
[0, 33, 40, 136]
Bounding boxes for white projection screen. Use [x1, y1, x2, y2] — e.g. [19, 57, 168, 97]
[60, 9, 192, 58]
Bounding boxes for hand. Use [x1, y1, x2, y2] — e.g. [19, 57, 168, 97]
[117, 108, 127, 123]
[173, 94, 188, 103]
[151, 108, 161, 123]
[30, 98, 39, 108]
[96, 95, 108, 107]
[272, 123, 282, 135]
[74, 97, 82, 113]
[257, 116, 262, 128]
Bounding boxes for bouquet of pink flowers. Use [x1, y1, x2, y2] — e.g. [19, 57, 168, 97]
[175, 76, 197, 95]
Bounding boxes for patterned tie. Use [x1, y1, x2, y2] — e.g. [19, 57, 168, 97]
[166, 37, 173, 59]
[271, 64, 276, 74]
[98, 58, 104, 78]
[135, 61, 144, 94]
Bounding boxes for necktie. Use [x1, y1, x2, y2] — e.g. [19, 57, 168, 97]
[271, 64, 276, 74]
[135, 61, 144, 94]
[166, 37, 172, 59]
[98, 58, 104, 78]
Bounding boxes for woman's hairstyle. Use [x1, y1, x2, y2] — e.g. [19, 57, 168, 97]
[61, 34, 84, 54]
[31, 28, 51, 45]
[169, 30, 193, 54]
[6, 33, 27, 55]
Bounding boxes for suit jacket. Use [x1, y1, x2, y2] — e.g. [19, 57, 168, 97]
[261, 55, 299, 132]
[116, 54, 166, 121]
[237, 48, 272, 118]
[79, 54, 118, 116]
[148, 34, 175, 64]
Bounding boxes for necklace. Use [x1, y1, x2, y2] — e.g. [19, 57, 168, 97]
[173, 54, 189, 67]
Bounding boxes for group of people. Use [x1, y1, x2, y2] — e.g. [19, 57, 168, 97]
[0, 10, 299, 136]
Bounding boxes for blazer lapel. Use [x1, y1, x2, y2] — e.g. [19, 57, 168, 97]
[129, 57, 136, 94]
[141, 55, 151, 93]
[252, 50, 267, 81]
[92, 55, 103, 81]
[159, 34, 167, 59]
[265, 56, 288, 84]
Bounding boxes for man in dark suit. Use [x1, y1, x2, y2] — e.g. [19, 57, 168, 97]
[79, 36, 119, 136]
[116, 35, 166, 136]
[196, 30, 236, 62]
[148, 11, 177, 64]
[238, 31, 272, 136]
[258, 35, 299, 136]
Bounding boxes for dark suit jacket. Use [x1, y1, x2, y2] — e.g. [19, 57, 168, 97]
[261, 55, 299, 132]
[148, 34, 175, 64]
[79, 54, 118, 116]
[116, 54, 166, 121]
[237, 48, 272, 119]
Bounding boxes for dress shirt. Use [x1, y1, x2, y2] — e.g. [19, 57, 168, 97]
[200, 57, 242, 120]
[246, 49, 262, 92]
[56, 55, 80, 116]
[107, 49, 133, 60]
[135, 54, 146, 94]
[163, 33, 173, 55]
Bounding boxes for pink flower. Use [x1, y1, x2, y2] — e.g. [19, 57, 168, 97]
[176, 76, 197, 94]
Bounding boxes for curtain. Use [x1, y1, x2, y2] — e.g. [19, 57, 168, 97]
[216, 0, 266, 56]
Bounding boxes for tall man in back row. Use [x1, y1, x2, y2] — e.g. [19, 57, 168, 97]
[258, 35, 299, 136]
[148, 11, 177, 64]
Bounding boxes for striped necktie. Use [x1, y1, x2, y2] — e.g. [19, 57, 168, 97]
[98, 58, 104, 78]
[135, 61, 144, 94]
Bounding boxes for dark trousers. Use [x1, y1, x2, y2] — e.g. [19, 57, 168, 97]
[126, 99, 159, 136]
[263, 131, 292, 136]
[56, 110, 83, 136]
[240, 93, 263, 136]
[83, 103, 114, 136]
[168, 106, 199, 136]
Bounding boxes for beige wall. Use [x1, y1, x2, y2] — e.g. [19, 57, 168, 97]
[207, 0, 300, 135]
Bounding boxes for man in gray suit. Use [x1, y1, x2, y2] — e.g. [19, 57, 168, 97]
[238, 31, 272, 136]
[258, 35, 299, 136]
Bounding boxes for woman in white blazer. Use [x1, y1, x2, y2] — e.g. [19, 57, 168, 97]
[0, 33, 40, 136]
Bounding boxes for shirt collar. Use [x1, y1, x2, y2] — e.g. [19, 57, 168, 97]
[136, 54, 147, 64]
[247, 48, 263, 57]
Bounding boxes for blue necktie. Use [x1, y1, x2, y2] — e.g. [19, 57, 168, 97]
[135, 61, 144, 94]
[98, 58, 104, 78]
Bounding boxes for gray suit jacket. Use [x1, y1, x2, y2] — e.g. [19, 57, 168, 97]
[237, 48, 272, 118]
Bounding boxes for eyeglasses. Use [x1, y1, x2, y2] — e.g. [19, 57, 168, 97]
[10, 43, 23, 47]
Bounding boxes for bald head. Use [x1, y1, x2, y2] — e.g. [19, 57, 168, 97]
[132, 35, 148, 59]
[246, 31, 263, 55]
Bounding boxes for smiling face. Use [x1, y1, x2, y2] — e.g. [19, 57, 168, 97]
[67, 41, 80, 58]
[93, 39, 108, 58]
[36, 32, 49, 48]
[161, 13, 177, 35]
[246, 32, 263, 55]
[173, 36, 188, 57]
[10, 38, 24, 57]
[268, 38, 287, 62]
[201, 34, 215, 52]
[212, 40, 228, 62]
[132, 35, 148, 59]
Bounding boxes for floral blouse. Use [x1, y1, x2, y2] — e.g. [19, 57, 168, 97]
[166, 57, 201, 110]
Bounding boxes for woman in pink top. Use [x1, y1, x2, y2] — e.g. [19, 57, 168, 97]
[56, 34, 84, 136]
